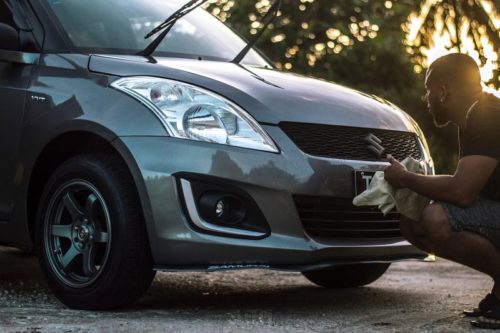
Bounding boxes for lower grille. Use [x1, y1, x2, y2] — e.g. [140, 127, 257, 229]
[294, 196, 402, 240]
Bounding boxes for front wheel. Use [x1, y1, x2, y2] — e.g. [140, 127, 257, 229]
[36, 154, 155, 310]
[302, 263, 390, 288]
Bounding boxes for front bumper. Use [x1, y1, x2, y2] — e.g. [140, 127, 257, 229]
[116, 125, 427, 271]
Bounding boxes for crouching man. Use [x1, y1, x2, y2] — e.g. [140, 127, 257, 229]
[384, 53, 500, 329]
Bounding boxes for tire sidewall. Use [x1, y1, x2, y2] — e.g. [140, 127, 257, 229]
[36, 156, 136, 303]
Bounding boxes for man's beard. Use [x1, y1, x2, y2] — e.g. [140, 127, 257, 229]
[431, 103, 451, 128]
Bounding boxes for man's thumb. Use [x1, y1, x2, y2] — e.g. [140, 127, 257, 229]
[386, 154, 395, 163]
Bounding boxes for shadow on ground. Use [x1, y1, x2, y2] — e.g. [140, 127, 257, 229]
[0, 246, 427, 311]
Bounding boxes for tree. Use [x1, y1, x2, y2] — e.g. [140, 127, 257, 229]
[404, 0, 499, 88]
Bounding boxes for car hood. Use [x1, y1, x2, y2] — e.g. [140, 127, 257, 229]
[89, 55, 417, 132]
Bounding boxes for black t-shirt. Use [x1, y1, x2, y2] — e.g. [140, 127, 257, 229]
[459, 92, 500, 201]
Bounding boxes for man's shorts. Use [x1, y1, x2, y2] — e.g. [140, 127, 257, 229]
[440, 197, 500, 248]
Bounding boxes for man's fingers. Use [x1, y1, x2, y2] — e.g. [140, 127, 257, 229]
[384, 155, 394, 171]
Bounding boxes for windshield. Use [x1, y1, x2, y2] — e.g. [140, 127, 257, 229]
[43, 0, 270, 66]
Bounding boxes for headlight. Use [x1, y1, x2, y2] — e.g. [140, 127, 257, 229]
[111, 77, 279, 153]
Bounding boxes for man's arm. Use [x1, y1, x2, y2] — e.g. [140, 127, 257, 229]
[384, 155, 498, 207]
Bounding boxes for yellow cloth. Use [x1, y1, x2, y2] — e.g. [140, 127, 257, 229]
[352, 157, 430, 221]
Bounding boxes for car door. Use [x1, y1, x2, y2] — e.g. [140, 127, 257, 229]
[0, 1, 30, 222]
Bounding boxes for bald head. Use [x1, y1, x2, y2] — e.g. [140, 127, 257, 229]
[426, 53, 482, 91]
[423, 53, 484, 128]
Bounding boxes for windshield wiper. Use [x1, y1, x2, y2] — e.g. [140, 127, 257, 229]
[232, 0, 282, 64]
[138, 0, 208, 57]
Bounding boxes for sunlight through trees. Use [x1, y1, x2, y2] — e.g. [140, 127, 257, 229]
[205, 0, 499, 88]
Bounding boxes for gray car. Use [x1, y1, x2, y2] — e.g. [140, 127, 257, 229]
[0, 0, 433, 309]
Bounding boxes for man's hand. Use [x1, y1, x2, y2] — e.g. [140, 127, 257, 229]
[384, 154, 409, 189]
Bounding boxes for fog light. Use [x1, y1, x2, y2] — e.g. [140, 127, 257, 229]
[199, 192, 246, 226]
[215, 200, 226, 218]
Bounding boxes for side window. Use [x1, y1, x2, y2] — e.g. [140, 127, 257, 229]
[0, 0, 20, 52]
[0, 1, 15, 27]
[0, 0, 42, 53]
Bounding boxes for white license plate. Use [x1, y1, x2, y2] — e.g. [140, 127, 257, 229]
[354, 171, 376, 196]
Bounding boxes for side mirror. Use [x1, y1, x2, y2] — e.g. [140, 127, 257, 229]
[0, 23, 19, 51]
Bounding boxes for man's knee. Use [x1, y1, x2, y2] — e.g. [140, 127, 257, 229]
[418, 204, 453, 244]
[400, 204, 453, 250]
[400, 215, 428, 250]
[399, 216, 419, 240]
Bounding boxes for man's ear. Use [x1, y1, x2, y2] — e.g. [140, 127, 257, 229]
[438, 85, 448, 103]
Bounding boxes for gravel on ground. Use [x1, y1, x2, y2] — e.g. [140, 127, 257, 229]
[0, 246, 493, 333]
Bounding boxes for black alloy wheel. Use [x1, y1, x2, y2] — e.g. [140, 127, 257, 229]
[37, 154, 155, 310]
[43, 180, 112, 288]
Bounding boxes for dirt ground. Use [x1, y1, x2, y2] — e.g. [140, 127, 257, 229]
[0, 246, 494, 333]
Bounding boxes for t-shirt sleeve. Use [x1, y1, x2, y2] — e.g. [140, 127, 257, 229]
[461, 105, 500, 160]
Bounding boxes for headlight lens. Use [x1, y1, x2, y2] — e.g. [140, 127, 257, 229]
[111, 77, 279, 153]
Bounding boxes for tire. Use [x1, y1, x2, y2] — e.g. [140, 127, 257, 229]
[302, 263, 390, 288]
[36, 154, 155, 310]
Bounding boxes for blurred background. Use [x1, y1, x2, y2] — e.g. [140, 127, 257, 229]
[204, 0, 499, 174]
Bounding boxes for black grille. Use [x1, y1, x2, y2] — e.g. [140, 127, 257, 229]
[295, 196, 402, 240]
[280, 122, 422, 161]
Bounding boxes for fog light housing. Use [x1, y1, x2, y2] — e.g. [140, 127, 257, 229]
[177, 176, 270, 239]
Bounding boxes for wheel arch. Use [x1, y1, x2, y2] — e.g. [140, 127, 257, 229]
[26, 130, 154, 251]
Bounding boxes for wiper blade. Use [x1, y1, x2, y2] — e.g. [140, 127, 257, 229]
[138, 0, 207, 57]
[232, 0, 282, 64]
